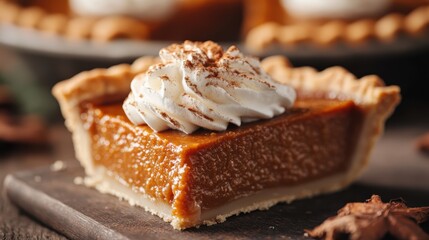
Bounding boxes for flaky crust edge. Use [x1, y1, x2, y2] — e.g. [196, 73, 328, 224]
[261, 56, 401, 186]
[52, 56, 159, 175]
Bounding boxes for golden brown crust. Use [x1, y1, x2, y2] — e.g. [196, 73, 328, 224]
[260, 56, 400, 108]
[245, 4, 429, 51]
[52, 56, 159, 108]
[91, 16, 150, 42]
[375, 13, 405, 40]
[65, 17, 97, 40]
[38, 13, 68, 34]
[0, 1, 21, 23]
[16, 6, 45, 29]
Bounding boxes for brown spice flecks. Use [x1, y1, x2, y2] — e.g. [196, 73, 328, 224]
[137, 108, 146, 117]
[205, 80, 239, 88]
[231, 69, 253, 80]
[165, 41, 224, 63]
[185, 77, 203, 97]
[248, 60, 261, 75]
[184, 60, 194, 69]
[147, 63, 166, 74]
[160, 41, 274, 93]
[149, 105, 181, 129]
[232, 69, 242, 76]
[305, 195, 429, 240]
[163, 41, 255, 76]
[160, 75, 170, 81]
[226, 45, 239, 53]
[206, 71, 219, 79]
[159, 111, 181, 129]
[187, 108, 214, 122]
[259, 79, 275, 89]
[416, 132, 429, 155]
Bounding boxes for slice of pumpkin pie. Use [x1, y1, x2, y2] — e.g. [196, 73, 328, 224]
[52, 41, 400, 230]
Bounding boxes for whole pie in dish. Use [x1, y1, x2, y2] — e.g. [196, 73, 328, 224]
[0, 0, 244, 41]
[53, 41, 400, 230]
[245, 0, 429, 52]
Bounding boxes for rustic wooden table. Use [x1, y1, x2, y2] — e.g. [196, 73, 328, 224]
[0, 126, 72, 240]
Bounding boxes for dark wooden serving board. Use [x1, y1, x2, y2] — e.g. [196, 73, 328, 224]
[3, 163, 429, 240]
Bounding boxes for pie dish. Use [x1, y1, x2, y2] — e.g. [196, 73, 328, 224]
[2, 0, 428, 48]
[52, 41, 400, 230]
[0, 0, 244, 41]
[244, 0, 429, 52]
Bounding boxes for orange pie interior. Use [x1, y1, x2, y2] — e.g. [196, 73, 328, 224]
[53, 55, 400, 229]
[83, 99, 361, 222]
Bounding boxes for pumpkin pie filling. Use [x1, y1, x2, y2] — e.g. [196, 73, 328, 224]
[81, 98, 364, 219]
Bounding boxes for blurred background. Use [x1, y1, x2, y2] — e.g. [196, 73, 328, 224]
[1, 0, 429, 238]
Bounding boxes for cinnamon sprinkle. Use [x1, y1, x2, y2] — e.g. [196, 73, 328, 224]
[160, 75, 170, 81]
[159, 111, 181, 129]
[187, 108, 214, 122]
[185, 77, 203, 97]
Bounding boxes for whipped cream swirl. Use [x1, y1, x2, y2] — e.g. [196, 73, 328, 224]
[70, 0, 177, 21]
[123, 41, 296, 134]
[281, 0, 391, 19]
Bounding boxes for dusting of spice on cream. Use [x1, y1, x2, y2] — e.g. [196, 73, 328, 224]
[123, 41, 296, 134]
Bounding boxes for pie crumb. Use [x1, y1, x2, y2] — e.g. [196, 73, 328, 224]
[50, 160, 66, 172]
[74, 176, 84, 185]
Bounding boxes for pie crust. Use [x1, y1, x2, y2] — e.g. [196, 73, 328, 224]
[53, 55, 400, 229]
[244, 0, 429, 52]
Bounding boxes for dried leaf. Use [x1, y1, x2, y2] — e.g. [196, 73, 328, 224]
[305, 195, 429, 240]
